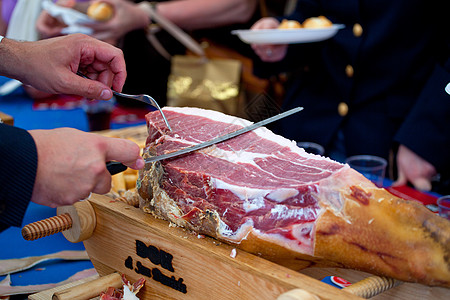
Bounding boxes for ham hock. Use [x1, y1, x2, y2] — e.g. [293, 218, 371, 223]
[135, 107, 450, 287]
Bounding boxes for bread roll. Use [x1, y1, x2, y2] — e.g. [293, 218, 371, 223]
[302, 16, 333, 28]
[278, 19, 302, 29]
[87, 2, 114, 22]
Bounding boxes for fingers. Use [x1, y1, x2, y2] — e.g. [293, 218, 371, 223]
[252, 44, 288, 62]
[91, 168, 113, 195]
[104, 137, 144, 170]
[36, 12, 65, 38]
[410, 177, 432, 191]
[91, 44, 127, 92]
[395, 172, 432, 191]
[65, 74, 113, 100]
[394, 159, 432, 190]
[251, 17, 279, 30]
[395, 145, 437, 191]
[393, 169, 407, 187]
[74, 34, 126, 91]
[250, 18, 287, 62]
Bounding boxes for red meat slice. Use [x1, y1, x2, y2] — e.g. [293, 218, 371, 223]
[141, 107, 349, 255]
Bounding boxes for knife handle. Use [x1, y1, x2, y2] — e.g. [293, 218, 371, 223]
[106, 161, 127, 175]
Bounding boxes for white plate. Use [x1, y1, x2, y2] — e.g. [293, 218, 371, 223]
[42, 0, 95, 35]
[42, 0, 96, 25]
[232, 25, 344, 44]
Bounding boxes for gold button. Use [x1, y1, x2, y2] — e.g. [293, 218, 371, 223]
[353, 23, 363, 37]
[338, 102, 348, 117]
[345, 64, 354, 78]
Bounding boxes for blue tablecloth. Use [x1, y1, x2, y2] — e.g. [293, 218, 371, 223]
[0, 77, 89, 131]
[0, 204, 93, 286]
[0, 76, 147, 131]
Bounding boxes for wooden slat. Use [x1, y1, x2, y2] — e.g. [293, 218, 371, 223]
[0, 111, 14, 125]
[83, 194, 362, 300]
[28, 275, 100, 300]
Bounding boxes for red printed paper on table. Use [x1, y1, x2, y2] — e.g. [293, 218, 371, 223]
[386, 185, 439, 213]
[33, 94, 84, 110]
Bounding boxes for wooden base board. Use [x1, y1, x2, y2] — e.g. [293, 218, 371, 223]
[82, 194, 360, 300]
[29, 275, 100, 300]
[28, 193, 449, 299]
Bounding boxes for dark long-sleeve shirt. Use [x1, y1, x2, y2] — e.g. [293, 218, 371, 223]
[0, 123, 37, 232]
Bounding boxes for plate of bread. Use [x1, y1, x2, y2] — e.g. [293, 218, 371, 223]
[41, 0, 114, 35]
[232, 16, 344, 44]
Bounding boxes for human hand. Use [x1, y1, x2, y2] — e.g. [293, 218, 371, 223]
[8, 34, 126, 100]
[35, 0, 76, 38]
[29, 128, 144, 207]
[250, 17, 288, 62]
[84, 0, 149, 43]
[393, 145, 437, 191]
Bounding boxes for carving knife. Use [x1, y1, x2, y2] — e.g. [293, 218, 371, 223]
[145, 106, 304, 163]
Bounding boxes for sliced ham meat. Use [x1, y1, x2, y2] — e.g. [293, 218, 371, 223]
[137, 107, 450, 287]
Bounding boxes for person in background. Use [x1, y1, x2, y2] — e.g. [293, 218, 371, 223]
[250, 0, 450, 193]
[36, 0, 260, 109]
[0, 33, 144, 232]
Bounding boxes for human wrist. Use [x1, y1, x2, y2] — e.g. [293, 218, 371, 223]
[0, 38, 33, 85]
[0, 38, 20, 80]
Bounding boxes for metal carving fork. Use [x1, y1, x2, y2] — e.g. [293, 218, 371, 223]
[77, 71, 172, 131]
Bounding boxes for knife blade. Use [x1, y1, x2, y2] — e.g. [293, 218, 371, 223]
[145, 106, 303, 163]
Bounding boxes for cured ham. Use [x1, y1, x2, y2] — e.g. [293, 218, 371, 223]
[137, 107, 450, 287]
[100, 275, 145, 300]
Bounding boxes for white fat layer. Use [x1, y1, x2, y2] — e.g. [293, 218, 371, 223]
[217, 205, 322, 255]
[267, 188, 299, 202]
[204, 146, 269, 165]
[270, 205, 318, 221]
[290, 222, 315, 254]
[315, 164, 365, 212]
[184, 198, 195, 205]
[211, 177, 300, 206]
[123, 285, 139, 300]
[219, 217, 254, 241]
[243, 196, 265, 212]
[249, 225, 316, 256]
[211, 177, 269, 201]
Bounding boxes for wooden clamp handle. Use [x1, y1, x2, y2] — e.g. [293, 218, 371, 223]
[277, 275, 401, 300]
[22, 213, 72, 241]
[22, 200, 96, 243]
[52, 272, 123, 300]
[343, 276, 402, 298]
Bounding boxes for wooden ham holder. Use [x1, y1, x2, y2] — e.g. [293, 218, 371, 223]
[21, 193, 420, 300]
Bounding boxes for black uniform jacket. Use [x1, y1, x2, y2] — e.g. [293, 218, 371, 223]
[0, 123, 37, 232]
[256, 0, 450, 174]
